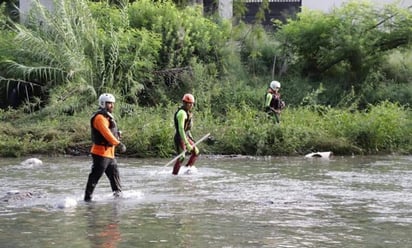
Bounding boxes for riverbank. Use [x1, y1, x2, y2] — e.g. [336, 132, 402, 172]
[1, 102, 411, 158]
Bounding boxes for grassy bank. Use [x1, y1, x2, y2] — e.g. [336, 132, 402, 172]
[1, 101, 411, 158]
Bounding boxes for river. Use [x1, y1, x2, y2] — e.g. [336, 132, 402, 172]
[1, 155, 411, 247]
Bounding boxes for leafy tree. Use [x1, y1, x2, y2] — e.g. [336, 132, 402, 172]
[127, 0, 230, 105]
[275, 0, 412, 89]
[0, 0, 161, 112]
[0, 0, 233, 110]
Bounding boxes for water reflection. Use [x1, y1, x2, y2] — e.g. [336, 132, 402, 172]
[86, 203, 121, 248]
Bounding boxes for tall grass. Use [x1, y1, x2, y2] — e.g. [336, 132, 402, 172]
[0, 0, 411, 157]
[0, 100, 411, 157]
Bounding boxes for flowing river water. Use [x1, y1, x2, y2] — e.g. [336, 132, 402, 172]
[0, 155, 411, 247]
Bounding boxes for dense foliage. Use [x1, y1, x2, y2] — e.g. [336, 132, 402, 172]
[0, 0, 411, 157]
[273, 1, 412, 107]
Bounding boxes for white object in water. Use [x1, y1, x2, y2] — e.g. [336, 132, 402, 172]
[21, 158, 43, 166]
[56, 197, 77, 209]
[304, 151, 332, 158]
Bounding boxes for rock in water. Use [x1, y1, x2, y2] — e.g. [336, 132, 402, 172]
[1, 191, 34, 202]
[21, 158, 43, 166]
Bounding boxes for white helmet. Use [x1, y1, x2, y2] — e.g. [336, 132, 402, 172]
[270, 80, 281, 90]
[98, 93, 115, 108]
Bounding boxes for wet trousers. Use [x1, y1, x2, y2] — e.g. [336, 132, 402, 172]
[172, 135, 199, 175]
[84, 154, 121, 201]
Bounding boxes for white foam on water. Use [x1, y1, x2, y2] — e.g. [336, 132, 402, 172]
[121, 190, 144, 199]
[182, 166, 198, 175]
[145, 165, 203, 178]
[148, 168, 171, 176]
[55, 197, 78, 209]
[89, 190, 145, 203]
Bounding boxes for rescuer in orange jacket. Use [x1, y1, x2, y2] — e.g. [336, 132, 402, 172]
[84, 93, 126, 202]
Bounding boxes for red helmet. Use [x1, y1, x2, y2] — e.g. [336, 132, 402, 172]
[182, 93, 195, 103]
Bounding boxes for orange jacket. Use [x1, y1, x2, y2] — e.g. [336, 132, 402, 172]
[90, 114, 120, 158]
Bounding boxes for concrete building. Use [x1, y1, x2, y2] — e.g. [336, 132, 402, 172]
[204, 0, 302, 25]
[19, 0, 54, 23]
[302, 0, 412, 12]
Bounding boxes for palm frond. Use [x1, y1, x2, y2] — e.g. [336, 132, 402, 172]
[2, 60, 66, 84]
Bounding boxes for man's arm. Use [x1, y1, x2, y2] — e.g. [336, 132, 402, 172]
[265, 93, 272, 108]
[93, 114, 120, 146]
[176, 110, 189, 145]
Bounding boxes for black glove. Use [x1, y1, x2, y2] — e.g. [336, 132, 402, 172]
[118, 143, 127, 153]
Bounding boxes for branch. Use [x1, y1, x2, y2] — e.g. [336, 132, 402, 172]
[153, 66, 193, 77]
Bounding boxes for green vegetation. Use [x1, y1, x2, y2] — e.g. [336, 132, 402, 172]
[0, 0, 411, 157]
